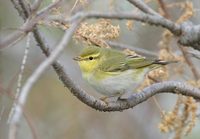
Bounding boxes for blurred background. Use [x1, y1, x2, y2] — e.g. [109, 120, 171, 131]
[0, 0, 200, 139]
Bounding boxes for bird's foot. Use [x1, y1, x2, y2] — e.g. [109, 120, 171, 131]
[100, 96, 109, 105]
[117, 97, 127, 101]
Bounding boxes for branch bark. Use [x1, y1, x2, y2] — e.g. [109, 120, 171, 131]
[127, 0, 159, 15]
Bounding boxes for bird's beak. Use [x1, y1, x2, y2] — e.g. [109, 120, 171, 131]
[73, 56, 81, 61]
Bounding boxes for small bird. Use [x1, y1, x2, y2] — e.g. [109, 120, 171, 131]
[74, 46, 175, 100]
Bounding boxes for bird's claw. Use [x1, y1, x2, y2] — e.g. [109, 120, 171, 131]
[117, 97, 127, 101]
[100, 96, 109, 105]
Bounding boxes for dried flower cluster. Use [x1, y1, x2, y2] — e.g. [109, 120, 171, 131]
[41, 18, 120, 48]
[159, 95, 198, 138]
[75, 19, 120, 47]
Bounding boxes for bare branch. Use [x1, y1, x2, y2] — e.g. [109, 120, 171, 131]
[0, 19, 32, 49]
[106, 41, 157, 57]
[179, 45, 200, 80]
[50, 11, 181, 35]
[156, 0, 170, 18]
[0, 0, 62, 49]
[179, 23, 200, 50]
[31, 0, 43, 13]
[127, 0, 159, 16]
[36, 0, 62, 17]
[10, 0, 28, 20]
[7, 33, 31, 124]
[188, 49, 200, 60]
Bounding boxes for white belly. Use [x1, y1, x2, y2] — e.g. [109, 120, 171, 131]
[86, 69, 146, 97]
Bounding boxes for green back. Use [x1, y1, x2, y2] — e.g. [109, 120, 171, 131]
[98, 48, 157, 72]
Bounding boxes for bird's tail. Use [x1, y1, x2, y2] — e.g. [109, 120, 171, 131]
[152, 59, 178, 65]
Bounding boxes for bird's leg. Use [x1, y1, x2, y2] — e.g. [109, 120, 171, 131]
[100, 96, 109, 105]
[117, 96, 127, 101]
[100, 96, 108, 101]
[117, 93, 127, 101]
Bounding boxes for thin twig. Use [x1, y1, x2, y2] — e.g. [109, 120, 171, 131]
[7, 33, 31, 124]
[148, 75, 164, 117]
[107, 41, 157, 57]
[31, 0, 43, 13]
[156, 0, 170, 18]
[0, 106, 5, 121]
[127, 0, 160, 16]
[70, 0, 80, 13]
[188, 49, 200, 60]
[179, 45, 200, 80]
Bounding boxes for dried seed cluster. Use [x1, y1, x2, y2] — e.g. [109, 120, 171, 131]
[75, 19, 120, 47]
[159, 96, 198, 138]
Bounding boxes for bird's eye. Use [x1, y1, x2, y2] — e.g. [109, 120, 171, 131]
[89, 56, 93, 60]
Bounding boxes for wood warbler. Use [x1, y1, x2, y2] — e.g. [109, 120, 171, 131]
[74, 46, 175, 100]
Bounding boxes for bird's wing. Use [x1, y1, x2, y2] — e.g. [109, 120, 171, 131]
[98, 55, 128, 72]
[125, 55, 155, 69]
[99, 55, 160, 72]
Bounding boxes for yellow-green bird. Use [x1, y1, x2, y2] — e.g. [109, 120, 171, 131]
[74, 46, 174, 100]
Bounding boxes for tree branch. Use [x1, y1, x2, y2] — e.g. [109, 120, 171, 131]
[0, 0, 62, 49]
[50, 11, 181, 35]
[106, 41, 157, 57]
[179, 23, 200, 50]
[179, 45, 200, 80]
[127, 0, 159, 16]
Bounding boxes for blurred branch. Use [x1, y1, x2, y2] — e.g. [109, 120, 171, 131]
[106, 41, 157, 57]
[178, 23, 200, 50]
[179, 46, 200, 80]
[156, 0, 170, 18]
[31, 0, 43, 13]
[0, 0, 62, 49]
[127, 0, 159, 15]
[188, 49, 200, 60]
[7, 33, 31, 125]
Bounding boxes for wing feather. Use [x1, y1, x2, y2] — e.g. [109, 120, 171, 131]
[98, 50, 162, 72]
